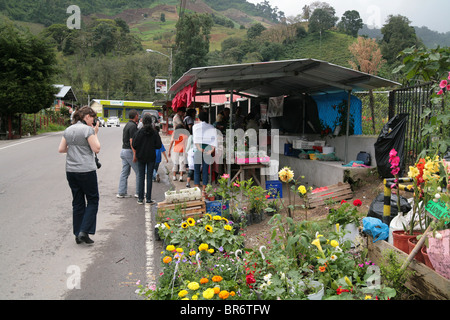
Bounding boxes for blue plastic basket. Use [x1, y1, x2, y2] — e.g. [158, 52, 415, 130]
[266, 180, 283, 199]
[205, 200, 229, 216]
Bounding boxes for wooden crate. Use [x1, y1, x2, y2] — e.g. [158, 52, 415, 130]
[157, 199, 206, 218]
[366, 236, 450, 300]
[307, 182, 353, 208]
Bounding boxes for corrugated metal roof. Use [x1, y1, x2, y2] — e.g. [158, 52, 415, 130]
[54, 84, 77, 101]
[169, 58, 400, 97]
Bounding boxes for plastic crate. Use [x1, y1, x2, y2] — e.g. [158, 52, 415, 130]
[266, 180, 283, 199]
[205, 200, 229, 216]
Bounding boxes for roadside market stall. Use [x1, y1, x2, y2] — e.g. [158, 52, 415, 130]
[168, 59, 400, 188]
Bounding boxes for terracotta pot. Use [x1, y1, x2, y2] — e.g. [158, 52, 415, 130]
[392, 230, 422, 254]
[421, 246, 434, 270]
[407, 237, 425, 264]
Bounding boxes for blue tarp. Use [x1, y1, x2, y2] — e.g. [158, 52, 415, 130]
[312, 92, 362, 135]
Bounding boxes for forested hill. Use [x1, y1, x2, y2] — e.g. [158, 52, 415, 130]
[0, 0, 284, 27]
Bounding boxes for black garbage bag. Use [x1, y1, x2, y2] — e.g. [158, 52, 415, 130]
[367, 192, 412, 222]
[374, 113, 408, 178]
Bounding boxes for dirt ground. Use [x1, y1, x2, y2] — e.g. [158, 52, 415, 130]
[243, 171, 389, 249]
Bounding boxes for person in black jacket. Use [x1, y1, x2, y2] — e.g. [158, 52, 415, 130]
[132, 113, 162, 204]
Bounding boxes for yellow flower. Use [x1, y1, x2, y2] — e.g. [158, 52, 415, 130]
[203, 288, 215, 299]
[330, 240, 339, 247]
[224, 225, 232, 231]
[205, 225, 213, 233]
[335, 223, 340, 232]
[365, 295, 372, 300]
[199, 243, 209, 251]
[187, 282, 200, 291]
[278, 167, 294, 183]
[164, 222, 171, 229]
[208, 248, 215, 254]
[178, 290, 188, 298]
[181, 222, 188, 229]
[408, 166, 420, 178]
[176, 247, 183, 253]
[205, 214, 212, 220]
[189, 250, 196, 256]
[192, 295, 198, 300]
[222, 217, 229, 223]
[187, 218, 195, 226]
[311, 239, 323, 252]
[213, 215, 222, 220]
[166, 245, 175, 251]
[345, 276, 353, 287]
[298, 185, 307, 195]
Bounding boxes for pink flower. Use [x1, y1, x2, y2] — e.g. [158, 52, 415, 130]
[390, 156, 400, 168]
[221, 174, 230, 179]
[440, 80, 448, 89]
[437, 89, 444, 95]
[389, 149, 397, 159]
[233, 182, 240, 187]
[391, 167, 400, 175]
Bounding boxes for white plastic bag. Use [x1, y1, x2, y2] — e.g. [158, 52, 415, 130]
[388, 199, 423, 244]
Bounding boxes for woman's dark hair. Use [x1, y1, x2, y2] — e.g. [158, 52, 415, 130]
[72, 106, 96, 124]
[198, 111, 208, 122]
[142, 113, 156, 135]
[186, 108, 196, 118]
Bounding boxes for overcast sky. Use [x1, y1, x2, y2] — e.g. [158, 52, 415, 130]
[246, 0, 450, 33]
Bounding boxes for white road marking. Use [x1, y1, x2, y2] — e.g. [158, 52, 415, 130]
[0, 132, 61, 151]
[145, 203, 156, 287]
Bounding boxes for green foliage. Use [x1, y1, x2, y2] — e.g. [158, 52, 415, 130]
[337, 10, 363, 38]
[380, 15, 422, 65]
[174, 13, 213, 78]
[0, 22, 58, 116]
[308, 8, 338, 34]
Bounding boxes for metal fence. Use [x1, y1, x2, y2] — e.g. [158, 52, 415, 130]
[353, 91, 390, 136]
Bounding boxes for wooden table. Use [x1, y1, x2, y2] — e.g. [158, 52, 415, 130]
[229, 163, 269, 187]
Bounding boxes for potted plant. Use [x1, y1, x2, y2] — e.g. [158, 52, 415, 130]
[204, 184, 215, 201]
[327, 200, 361, 245]
[246, 185, 269, 224]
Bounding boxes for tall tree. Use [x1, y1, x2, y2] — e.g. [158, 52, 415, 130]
[174, 13, 213, 79]
[338, 10, 363, 37]
[381, 15, 422, 65]
[308, 7, 338, 34]
[349, 37, 386, 133]
[0, 22, 57, 139]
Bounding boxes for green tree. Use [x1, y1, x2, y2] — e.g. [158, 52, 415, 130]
[338, 10, 363, 37]
[380, 15, 422, 65]
[308, 7, 338, 35]
[247, 22, 266, 39]
[174, 13, 213, 79]
[0, 22, 57, 138]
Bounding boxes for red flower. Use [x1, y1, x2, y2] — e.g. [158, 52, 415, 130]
[340, 200, 347, 204]
[246, 273, 256, 287]
[353, 199, 362, 207]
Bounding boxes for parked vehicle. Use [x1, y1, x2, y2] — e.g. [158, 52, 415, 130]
[98, 117, 105, 127]
[106, 116, 120, 127]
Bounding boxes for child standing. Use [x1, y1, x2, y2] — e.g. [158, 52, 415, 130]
[168, 124, 188, 182]
[153, 144, 168, 182]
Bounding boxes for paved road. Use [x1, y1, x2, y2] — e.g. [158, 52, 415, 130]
[0, 126, 169, 299]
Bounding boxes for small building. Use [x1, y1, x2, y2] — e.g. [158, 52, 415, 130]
[91, 99, 159, 122]
[53, 84, 77, 113]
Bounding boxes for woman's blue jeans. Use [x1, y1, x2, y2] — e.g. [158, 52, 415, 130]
[66, 171, 99, 236]
[138, 161, 155, 202]
[194, 152, 210, 186]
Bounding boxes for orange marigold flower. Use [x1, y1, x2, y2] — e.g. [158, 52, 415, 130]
[163, 256, 172, 264]
[219, 290, 230, 299]
[213, 287, 220, 294]
[200, 277, 209, 284]
[319, 265, 326, 272]
[230, 291, 236, 296]
[212, 275, 223, 282]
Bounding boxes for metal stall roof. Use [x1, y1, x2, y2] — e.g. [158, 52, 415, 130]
[168, 58, 400, 97]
